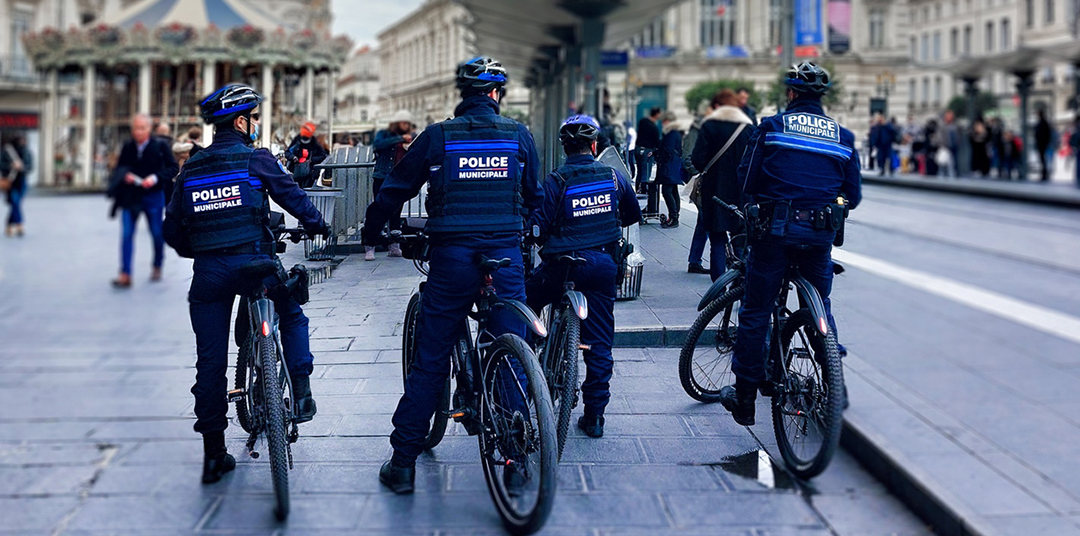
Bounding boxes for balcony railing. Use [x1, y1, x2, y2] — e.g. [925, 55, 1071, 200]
[0, 55, 36, 82]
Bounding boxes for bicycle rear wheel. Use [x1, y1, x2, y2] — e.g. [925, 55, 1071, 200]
[479, 334, 557, 535]
[679, 284, 743, 402]
[772, 309, 844, 479]
[234, 300, 256, 433]
[401, 291, 450, 449]
[548, 310, 579, 461]
[260, 333, 290, 521]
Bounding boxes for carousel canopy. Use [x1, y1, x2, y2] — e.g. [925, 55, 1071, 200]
[101, 0, 294, 32]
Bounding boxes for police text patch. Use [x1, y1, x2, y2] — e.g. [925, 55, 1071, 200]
[783, 113, 840, 143]
[564, 180, 616, 218]
[191, 185, 245, 213]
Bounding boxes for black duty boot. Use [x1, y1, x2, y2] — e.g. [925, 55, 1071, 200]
[291, 374, 317, 423]
[379, 460, 415, 494]
[201, 432, 236, 484]
[577, 414, 604, 438]
[719, 379, 757, 426]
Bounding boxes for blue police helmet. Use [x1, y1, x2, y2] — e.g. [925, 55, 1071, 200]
[785, 61, 831, 96]
[200, 83, 262, 125]
[559, 114, 601, 145]
[456, 56, 508, 96]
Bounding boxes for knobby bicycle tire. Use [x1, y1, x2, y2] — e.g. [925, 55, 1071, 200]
[553, 311, 579, 461]
[260, 333, 291, 521]
[771, 309, 844, 479]
[679, 284, 744, 403]
[234, 301, 255, 434]
[479, 334, 557, 535]
[401, 291, 450, 449]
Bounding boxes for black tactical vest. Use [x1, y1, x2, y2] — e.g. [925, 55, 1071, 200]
[543, 160, 622, 255]
[179, 143, 268, 252]
[425, 115, 526, 234]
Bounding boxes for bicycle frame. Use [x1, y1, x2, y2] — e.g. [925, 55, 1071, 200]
[766, 262, 830, 388]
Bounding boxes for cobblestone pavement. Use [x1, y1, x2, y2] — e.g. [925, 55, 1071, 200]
[0, 195, 927, 535]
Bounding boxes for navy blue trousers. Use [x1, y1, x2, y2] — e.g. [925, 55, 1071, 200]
[391, 244, 528, 466]
[526, 248, 617, 418]
[731, 224, 839, 385]
[189, 254, 314, 434]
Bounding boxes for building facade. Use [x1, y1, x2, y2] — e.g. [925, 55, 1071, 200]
[335, 45, 380, 138]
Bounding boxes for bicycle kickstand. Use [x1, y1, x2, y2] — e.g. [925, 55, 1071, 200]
[245, 431, 260, 459]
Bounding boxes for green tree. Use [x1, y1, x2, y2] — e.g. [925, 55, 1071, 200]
[765, 60, 845, 110]
[684, 79, 763, 115]
[946, 91, 997, 119]
[502, 107, 530, 128]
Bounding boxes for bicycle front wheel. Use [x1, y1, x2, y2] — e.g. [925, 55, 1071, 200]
[479, 334, 557, 535]
[679, 284, 743, 402]
[549, 310, 579, 461]
[401, 291, 449, 449]
[260, 333, 291, 521]
[772, 309, 844, 479]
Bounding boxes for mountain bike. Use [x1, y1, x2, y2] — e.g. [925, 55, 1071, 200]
[401, 242, 558, 535]
[532, 255, 589, 461]
[681, 199, 846, 479]
[228, 224, 310, 521]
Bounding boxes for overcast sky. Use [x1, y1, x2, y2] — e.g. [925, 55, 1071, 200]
[331, 0, 425, 50]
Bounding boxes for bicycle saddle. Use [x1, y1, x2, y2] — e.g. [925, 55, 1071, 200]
[557, 255, 587, 267]
[477, 255, 512, 274]
[238, 259, 280, 282]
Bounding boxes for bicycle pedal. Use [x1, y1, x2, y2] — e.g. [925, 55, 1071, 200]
[227, 389, 245, 403]
[578, 344, 591, 351]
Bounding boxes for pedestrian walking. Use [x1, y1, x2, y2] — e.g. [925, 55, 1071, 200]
[657, 111, 686, 228]
[1, 133, 31, 237]
[368, 109, 415, 261]
[1035, 109, 1054, 182]
[1069, 117, 1080, 187]
[691, 89, 754, 280]
[683, 101, 711, 275]
[970, 118, 991, 177]
[636, 107, 662, 213]
[106, 113, 178, 288]
[873, 115, 897, 175]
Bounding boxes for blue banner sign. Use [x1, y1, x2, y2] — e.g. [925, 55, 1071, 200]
[795, 0, 823, 45]
[705, 45, 749, 59]
[600, 50, 629, 67]
[635, 46, 676, 59]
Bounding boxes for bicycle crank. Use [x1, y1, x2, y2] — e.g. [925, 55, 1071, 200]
[227, 388, 246, 403]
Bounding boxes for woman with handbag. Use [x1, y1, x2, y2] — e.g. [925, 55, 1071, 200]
[1, 134, 31, 237]
[691, 89, 755, 280]
[656, 111, 687, 228]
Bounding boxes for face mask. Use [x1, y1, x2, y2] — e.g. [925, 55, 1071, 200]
[249, 123, 260, 143]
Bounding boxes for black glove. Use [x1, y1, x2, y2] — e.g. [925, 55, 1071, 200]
[305, 220, 331, 240]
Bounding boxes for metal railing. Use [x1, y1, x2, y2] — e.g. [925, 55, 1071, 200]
[0, 55, 35, 82]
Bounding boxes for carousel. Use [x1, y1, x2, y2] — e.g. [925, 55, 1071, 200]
[21, 0, 352, 188]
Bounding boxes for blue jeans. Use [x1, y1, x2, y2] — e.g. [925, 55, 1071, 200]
[731, 223, 840, 385]
[527, 248, 617, 417]
[188, 254, 314, 434]
[120, 191, 165, 275]
[6, 185, 25, 225]
[707, 230, 728, 281]
[391, 243, 528, 466]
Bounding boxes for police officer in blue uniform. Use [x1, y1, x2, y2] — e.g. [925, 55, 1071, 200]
[526, 115, 642, 438]
[364, 57, 543, 494]
[719, 62, 861, 425]
[163, 84, 331, 483]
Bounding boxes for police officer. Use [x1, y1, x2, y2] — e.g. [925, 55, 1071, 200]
[163, 84, 331, 484]
[363, 56, 542, 494]
[720, 62, 861, 425]
[526, 115, 642, 438]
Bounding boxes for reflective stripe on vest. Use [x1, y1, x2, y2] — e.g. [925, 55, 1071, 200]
[543, 161, 622, 255]
[180, 143, 267, 252]
[426, 115, 526, 234]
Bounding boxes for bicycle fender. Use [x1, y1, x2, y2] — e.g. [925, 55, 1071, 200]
[697, 269, 741, 311]
[493, 299, 548, 338]
[792, 276, 830, 337]
[564, 290, 588, 320]
[249, 298, 276, 338]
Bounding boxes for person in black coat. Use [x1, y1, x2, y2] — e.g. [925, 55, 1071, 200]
[1035, 109, 1054, 182]
[691, 89, 755, 280]
[286, 121, 329, 188]
[1, 133, 31, 237]
[657, 110, 687, 228]
[107, 113, 178, 287]
[635, 107, 663, 209]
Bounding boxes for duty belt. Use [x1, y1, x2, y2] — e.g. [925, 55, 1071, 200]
[198, 242, 272, 257]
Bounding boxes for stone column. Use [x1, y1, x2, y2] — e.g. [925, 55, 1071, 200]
[201, 60, 216, 146]
[42, 68, 58, 186]
[81, 64, 96, 187]
[1015, 70, 1034, 180]
[138, 59, 151, 115]
[305, 66, 315, 119]
[261, 63, 274, 149]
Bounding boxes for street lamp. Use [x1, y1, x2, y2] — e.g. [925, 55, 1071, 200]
[871, 71, 896, 117]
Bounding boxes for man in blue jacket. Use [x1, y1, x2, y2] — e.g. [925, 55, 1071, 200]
[163, 84, 330, 484]
[720, 62, 861, 425]
[527, 115, 642, 438]
[368, 109, 415, 260]
[364, 56, 543, 494]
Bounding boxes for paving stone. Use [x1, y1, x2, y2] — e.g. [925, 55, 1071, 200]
[202, 494, 366, 531]
[67, 494, 214, 531]
[662, 491, 823, 529]
[542, 492, 671, 529]
[583, 464, 720, 491]
[0, 497, 78, 531]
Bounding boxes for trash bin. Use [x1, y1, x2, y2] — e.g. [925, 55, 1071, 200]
[303, 187, 344, 261]
[615, 223, 645, 301]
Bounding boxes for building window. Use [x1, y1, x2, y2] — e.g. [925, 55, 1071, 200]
[986, 21, 994, 51]
[921, 33, 929, 61]
[910, 37, 917, 60]
[869, 9, 886, 49]
[1045, 0, 1054, 23]
[769, 0, 783, 47]
[1001, 19, 1011, 49]
[951, 0, 959, 16]
[909, 78, 917, 108]
[934, 76, 942, 107]
[963, 25, 972, 54]
[1025, 0, 1034, 26]
[701, 0, 737, 47]
[10, 9, 33, 76]
[360, 110, 368, 122]
[950, 27, 959, 56]
[935, 3, 942, 19]
[633, 15, 667, 47]
[933, 31, 941, 60]
[922, 77, 930, 107]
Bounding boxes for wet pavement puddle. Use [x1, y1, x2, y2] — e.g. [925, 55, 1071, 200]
[717, 449, 798, 490]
